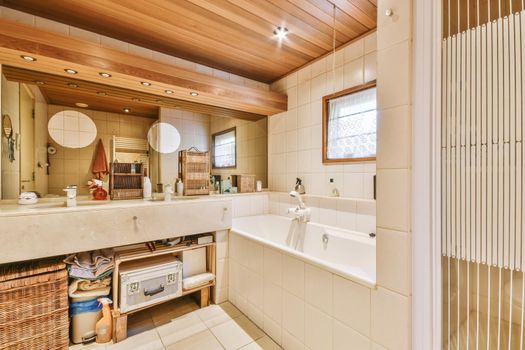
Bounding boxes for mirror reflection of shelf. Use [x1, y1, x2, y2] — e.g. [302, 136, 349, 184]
[111, 136, 149, 175]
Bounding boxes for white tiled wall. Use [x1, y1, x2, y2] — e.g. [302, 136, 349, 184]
[230, 193, 269, 218]
[269, 192, 376, 234]
[229, 232, 374, 349]
[269, 32, 377, 200]
[214, 192, 269, 305]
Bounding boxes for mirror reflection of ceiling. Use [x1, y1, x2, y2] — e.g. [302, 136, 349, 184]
[1, 0, 378, 82]
[1, 66, 266, 121]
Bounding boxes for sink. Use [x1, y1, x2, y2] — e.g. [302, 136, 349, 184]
[28, 200, 110, 209]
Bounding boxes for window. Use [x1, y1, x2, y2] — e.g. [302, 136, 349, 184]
[212, 127, 236, 168]
[322, 81, 377, 163]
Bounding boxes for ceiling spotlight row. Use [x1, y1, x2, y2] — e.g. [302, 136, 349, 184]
[20, 55, 201, 100]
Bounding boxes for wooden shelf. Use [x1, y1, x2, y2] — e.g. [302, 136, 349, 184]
[112, 173, 143, 176]
[111, 239, 216, 343]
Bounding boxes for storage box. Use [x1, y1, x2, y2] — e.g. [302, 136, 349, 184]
[119, 255, 182, 313]
[181, 248, 207, 278]
[0, 258, 69, 350]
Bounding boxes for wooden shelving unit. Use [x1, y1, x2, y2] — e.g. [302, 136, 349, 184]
[110, 162, 144, 200]
[111, 240, 216, 343]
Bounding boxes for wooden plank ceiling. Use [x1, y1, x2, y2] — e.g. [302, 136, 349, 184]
[2, 66, 269, 121]
[0, 19, 285, 118]
[0, 0, 377, 82]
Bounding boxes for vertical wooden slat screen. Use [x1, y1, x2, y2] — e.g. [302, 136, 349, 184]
[442, 1, 525, 348]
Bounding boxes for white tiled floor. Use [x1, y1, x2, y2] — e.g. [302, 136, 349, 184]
[70, 296, 281, 350]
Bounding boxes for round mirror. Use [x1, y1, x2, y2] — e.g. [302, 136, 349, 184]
[2, 114, 12, 138]
[147, 122, 181, 154]
[48, 110, 97, 148]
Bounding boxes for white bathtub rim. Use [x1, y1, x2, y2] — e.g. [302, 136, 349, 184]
[230, 217, 377, 289]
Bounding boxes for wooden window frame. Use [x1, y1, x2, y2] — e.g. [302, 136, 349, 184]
[211, 127, 237, 169]
[322, 80, 377, 164]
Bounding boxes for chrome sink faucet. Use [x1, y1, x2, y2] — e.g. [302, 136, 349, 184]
[287, 190, 311, 222]
[63, 185, 77, 207]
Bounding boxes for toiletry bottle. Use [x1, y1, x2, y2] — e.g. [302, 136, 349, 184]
[95, 298, 113, 344]
[329, 178, 339, 197]
[295, 178, 305, 194]
[143, 176, 152, 199]
[176, 178, 184, 196]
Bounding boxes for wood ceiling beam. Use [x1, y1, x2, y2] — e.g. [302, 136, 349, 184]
[0, 19, 287, 118]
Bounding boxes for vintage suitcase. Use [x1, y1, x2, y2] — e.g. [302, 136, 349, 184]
[119, 255, 183, 313]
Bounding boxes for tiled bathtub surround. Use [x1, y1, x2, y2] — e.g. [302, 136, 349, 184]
[229, 232, 374, 349]
[269, 192, 375, 234]
[269, 32, 377, 199]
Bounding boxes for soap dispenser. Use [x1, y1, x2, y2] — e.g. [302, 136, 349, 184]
[294, 178, 305, 194]
[329, 178, 339, 197]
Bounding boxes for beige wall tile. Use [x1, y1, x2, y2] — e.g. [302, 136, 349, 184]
[377, 0, 412, 50]
[376, 169, 411, 231]
[333, 275, 371, 337]
[376, 105, 412, 169]
[377, 40, 412, 110]
[377, 228, 411, 296]
[371, 287, 411, 350]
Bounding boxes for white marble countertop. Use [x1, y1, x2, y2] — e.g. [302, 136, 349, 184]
[0, 191, 267, 217]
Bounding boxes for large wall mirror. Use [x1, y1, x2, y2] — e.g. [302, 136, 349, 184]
[0, 66, 268, 200]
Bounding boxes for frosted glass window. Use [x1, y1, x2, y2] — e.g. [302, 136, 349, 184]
[212, 127, 236, 168]
[325, 86, 376, 161]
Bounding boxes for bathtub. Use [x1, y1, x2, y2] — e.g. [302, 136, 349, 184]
[231, 214, 376, 287]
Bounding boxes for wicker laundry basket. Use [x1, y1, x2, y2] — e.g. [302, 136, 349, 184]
[0, 258, 69, 350]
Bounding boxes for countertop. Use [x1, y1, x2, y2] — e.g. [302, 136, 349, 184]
[0, 191, 268, 217]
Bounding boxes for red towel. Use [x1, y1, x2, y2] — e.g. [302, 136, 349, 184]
[92, 139, 109, 180]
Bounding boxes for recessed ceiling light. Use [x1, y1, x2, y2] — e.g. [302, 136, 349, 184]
[141, 81, 151, 86]
[75, 102, 89, 108]
[132, 98, 140, 102]
[99, 72, 112, 78]
[123, 108, 131, 113]
[21, 55, 36, 62]
[190, 91, 199, 97]
[68, 83, 79, 88]
[97, 92, 107, 96]
[164, 90, 174, 94]
[34, 81, 45, 85]
[273, 26, 289, 39]
[64, 68, 78, 74]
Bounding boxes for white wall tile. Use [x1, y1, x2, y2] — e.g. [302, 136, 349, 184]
[376, 228, 411, 296]
[377, 41, 411, 110]
[283, 291, 305, 342]
[305, 264, 333, 315]
[282, 255, 305, 298]
[377, 105, 412, 169]
[333, 275, 371, 337]
[305, 305, 333, 350]
[333, 319, 371, 350]
[371, 287, 410, 350]
[263, 247, 283, 286]
[376, 169, 410, 231]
